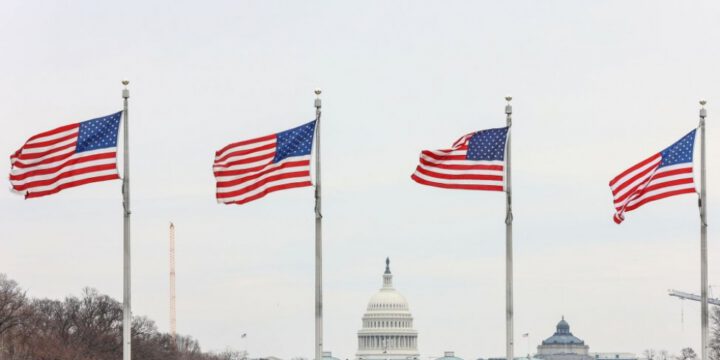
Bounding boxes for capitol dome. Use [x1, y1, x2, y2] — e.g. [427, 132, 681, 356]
[357, 258, 419, 360]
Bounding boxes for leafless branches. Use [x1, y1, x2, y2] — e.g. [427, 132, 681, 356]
[0, 274, 240, 360]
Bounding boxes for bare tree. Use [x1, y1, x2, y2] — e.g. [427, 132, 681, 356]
[0, 274, 28, 337]
[658, 350, 670, 360]
[214, 348, 247, 360]
[644, 349, 657, 360]
[678, 348, 697, 360]
[711, 307, 720, 360]
[0, 277, 249, 360]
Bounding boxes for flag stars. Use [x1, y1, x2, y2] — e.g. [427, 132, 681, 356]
[466, 127, 509, 161]
[272, 120, 317, 163]
[76, 112, 122, 153]
[660, 129, 696, 167]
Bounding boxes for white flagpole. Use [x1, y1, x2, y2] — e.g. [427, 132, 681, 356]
[121, 79, 132, 360]
[314, 89, 323, 360]
[699, 99, 708, 360]
[505, 95, 514, 360]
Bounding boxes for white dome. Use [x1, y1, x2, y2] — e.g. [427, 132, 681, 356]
[357, 258, 419, 360]
[366, 289, 410, 311]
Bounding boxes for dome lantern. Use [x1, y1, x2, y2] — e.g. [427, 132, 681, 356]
[556, 316, 570, 334]
[383, 257, 393, 288]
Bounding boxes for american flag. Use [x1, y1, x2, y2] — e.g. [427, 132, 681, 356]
[411, 127, 509, 191]
[10, 112, 122, 199]
[610, 129, 697, 224]
[214, 120, 316, 205]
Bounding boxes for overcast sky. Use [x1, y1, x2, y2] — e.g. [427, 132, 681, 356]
[1, 1, 720, 358]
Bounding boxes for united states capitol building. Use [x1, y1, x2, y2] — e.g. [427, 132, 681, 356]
[266, 259, 638, 360]
[349, 259, 637, 360]
[356, 258, 419, 360]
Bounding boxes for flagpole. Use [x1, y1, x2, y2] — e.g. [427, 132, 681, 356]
[699, 99, 708, 360]
[314, 88, 323, 360]
[505, 95, 514, 360]
[121, 79, 132, 360]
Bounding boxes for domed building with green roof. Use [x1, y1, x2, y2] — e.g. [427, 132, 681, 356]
[323, 351, 342, 360]
[536, 317, 592, 360]
[436, 351, 463, 360]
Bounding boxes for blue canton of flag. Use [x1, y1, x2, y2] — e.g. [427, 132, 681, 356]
[467, 127, 509, 161]
[273, 121, 316, 162]
[660, 130, 695, 167]
[76, 113, 122, 152]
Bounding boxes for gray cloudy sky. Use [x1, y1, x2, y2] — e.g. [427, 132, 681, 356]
[1, 1, 719, 358]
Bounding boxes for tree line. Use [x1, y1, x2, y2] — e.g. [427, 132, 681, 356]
[0, 274, 244, 360]
[4, 272, 720, 360]
[629, 308, 720, 360]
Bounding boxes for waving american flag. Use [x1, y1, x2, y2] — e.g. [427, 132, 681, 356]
[610, 129, 697, 224]
[214, 120, 316, 205]
[10, 112, 122, 199]
[411, 127, 509, 191]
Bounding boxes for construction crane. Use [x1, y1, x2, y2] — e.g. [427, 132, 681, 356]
[169, 222, 177, 340]
[668, 289, 720, 306]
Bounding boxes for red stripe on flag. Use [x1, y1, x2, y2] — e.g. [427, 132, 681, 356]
[22, 132, 78, 150]
[10, 152, 117, 181]
[25, 174, 120, 199]
[13, 141, 77, 161]
[613, 176, 654, 205]
[624, 188, 697, 212]
[641, 177, 695, 194]
[421, 151, 467, 161]
[214, 159, 309, 178]
[12, 164, 118, 192]
[215, 134, 276, 157]
[609, 153, 661, 187]
[411, 174, 504, 191]
[419, 158, 503, 171]
[216, 171, 312, 199]
[226, 181, 313, 205]
[25, 123, 79, 143]
[414, 166, 503, 181]
[11, 151, 76, 169]
[215, 142, 276, 164]
[216, 160, 311, 188]
[652, 167, 694, 179]
[213, 152, 275, 169]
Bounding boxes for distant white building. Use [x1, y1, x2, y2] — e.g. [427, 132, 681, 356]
[356, 258, 419, 360]
[590, 353, 638, 360]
